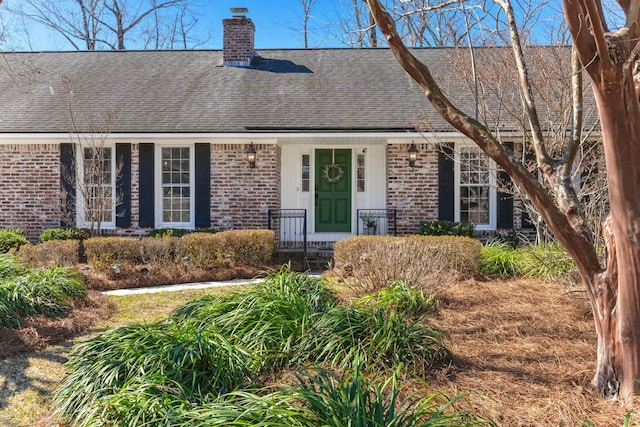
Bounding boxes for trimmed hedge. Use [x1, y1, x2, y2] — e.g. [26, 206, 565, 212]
[333, 235, 481, 293]
[421, 220, 475, 238]
[18, 240, 80, 268]
[84, 237, 143, 271]
[182, 230, 276, 269]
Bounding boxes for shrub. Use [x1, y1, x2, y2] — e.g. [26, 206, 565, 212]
[145, 228, 218, 238]
[40, 227, 87, 242]
[181, 232, 224, 269]
[17, 240, 80, 268]
[479, 240, 520, 277]
[421, 220, 475, 237]
[182, 230, 275, 269]
[0, 228, 29, 253]
[333, 235, 481, 294]
[140, 236, 183, 265]
[219, 229, 276, 267]
[84, 237, 143, 271]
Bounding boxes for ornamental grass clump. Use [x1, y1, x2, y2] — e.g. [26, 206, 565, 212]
[174, 267, 335, 371]
[0, 265, 85, 328]
[291, 361, 492, 427]
[296, 305, 449, 375]
[359, 279, 438, 317]
[479, 240, 521, 277]
[54, 319, 255, 427]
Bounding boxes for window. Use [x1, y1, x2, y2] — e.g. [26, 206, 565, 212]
[161, 147, 192, 225]
[79, 146, 115, 228]
[357, 153, 365, 192]
[456, 145, 495, 228]
[301, 154, 310, 192]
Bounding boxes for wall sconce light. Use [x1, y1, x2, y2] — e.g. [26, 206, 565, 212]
[246, 142, 257, 168]
[408, 141, 418, 167]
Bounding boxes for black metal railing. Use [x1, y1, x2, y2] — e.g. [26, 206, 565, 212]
[268, 209, 307, 261]
[356, 209, 397, 236]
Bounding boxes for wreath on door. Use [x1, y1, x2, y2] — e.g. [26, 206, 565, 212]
[322, 149, 345, 184]
[322, 163, 344, 183]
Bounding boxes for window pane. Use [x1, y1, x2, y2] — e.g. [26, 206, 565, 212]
[301, 154, 310, 192]
[357, 154, 365, 192]
[161, 146, 191, 224]
[459, 147, 491, 225]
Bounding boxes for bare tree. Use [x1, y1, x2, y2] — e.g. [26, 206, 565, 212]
[60, 75, 123, 235]
[366, 0, 640, 398]
[3, 0, 205, 50]
[301, 0, 316, 48]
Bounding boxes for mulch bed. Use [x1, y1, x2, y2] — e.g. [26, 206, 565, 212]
[0, 291, 114, 358]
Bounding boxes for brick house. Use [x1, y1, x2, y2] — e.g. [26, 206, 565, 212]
[0, 9, 548, 244]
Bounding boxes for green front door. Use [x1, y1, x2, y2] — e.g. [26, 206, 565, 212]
[315, 149, 351, 232]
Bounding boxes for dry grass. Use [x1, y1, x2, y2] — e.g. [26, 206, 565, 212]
[426, 278, 639, 426]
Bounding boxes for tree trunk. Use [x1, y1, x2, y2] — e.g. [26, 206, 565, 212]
[589, 71, 640, 397]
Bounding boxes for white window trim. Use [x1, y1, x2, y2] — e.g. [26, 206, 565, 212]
[76, 144, 117, 230]
[155, 144, 195, 229]
[454, 144, 497, 231]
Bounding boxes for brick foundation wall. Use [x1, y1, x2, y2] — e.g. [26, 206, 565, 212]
[0, 144, 61, 241]
[386, 143, 439, 235]
[211, 143, 280, 230]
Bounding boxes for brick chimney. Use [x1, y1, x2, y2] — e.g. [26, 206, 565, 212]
[223, 7, 255, 67]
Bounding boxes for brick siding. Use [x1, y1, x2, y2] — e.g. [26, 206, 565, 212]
[0, 144, 61, 241]
[210, 143, 280, 230]
[386, 143, 439, 235]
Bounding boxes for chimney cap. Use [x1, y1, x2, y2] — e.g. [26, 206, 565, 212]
[230, 7, 249, 17]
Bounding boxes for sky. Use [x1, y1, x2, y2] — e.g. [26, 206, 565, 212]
[0, 0, 350, 51]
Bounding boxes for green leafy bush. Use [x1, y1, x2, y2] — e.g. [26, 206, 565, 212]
[55, 270, 472, 427]
[39, 227, 87, 242]
[479, 240, 520, 277]
[333, 235, 481, 294]
[0, 228, 29, 253]
[421, 220, 475, 238]
[17, 240, 80, 268]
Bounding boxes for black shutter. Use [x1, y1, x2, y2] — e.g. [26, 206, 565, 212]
[116, 143, 131, 227]
[438, 144, 455, 221]
[194, 143, 211, 228]
[139, 143, 155, 228]
[497, 142, 514, 228]
[60, 143, 76, 227]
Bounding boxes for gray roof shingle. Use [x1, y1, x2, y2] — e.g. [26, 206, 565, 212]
[0, 47, 586, 135]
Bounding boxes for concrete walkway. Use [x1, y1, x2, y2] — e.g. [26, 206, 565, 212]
[101, 272, 323, 296]
[102, 277, 265, 296]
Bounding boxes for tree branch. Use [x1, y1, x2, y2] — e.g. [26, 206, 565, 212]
[365, 0, 601, 278]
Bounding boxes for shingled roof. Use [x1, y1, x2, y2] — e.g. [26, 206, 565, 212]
[1, 44, 589, 135]
[0, 48, 478, 134]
